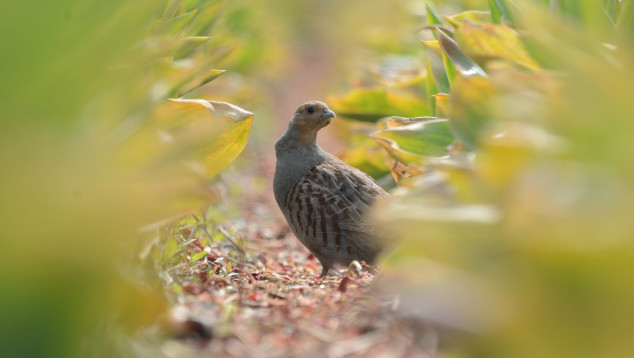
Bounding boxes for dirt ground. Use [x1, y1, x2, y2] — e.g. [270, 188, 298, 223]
[157, 150, 437, 357]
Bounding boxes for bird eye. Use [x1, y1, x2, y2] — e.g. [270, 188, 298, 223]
[307, 107, 314, 114]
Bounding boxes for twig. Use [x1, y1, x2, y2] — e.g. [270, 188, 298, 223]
[215, 224, 247, 259]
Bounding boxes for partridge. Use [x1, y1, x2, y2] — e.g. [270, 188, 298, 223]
[273, 101, 389, 278]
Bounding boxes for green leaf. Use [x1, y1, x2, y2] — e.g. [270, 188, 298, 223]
[191, 251, 207, 262]
[176, 69, 225, 97]
[489, 0, 503, 24]
[561, 0, 616, 34]
[426, 4, 444, 27]
[426, 60, 441, 112]
[442, 50, 457, 84]
[616, 1, 634, 34]
[489, 0, 514, 25]
[329, 89, 431, 122]
[161, 0, 185, 19]
[437, 30, 487, 78]
[166, 9, 198, 35]
[606, 0, 618, 21]
[341, 138, 392, 179]
[163, 237, 180, 260]
[423, 41, 451, 93]
[448, 75, 494, 149]
[174, 36, 211, 60]
[372, 119, 455, 163]
[172, 283, 183, 294]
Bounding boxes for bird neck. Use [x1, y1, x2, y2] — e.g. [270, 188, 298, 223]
[275, 124, 319, 158]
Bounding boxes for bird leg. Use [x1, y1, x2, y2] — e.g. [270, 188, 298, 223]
[318, 267, 329, 279]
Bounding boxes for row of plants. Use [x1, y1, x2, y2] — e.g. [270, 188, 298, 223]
[330, 0, 634, 356]
[0, 0, 256, 357]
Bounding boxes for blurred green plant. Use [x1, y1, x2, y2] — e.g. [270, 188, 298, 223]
[334, 0, 634, 356]
[0, 0, 253, 357]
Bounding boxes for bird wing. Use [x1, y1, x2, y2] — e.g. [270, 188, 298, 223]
[283, 159, 388, 256]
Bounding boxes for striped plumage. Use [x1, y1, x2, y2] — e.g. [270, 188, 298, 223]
[273, 101, 388, 278]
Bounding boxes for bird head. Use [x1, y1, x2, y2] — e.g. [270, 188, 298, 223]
[290, 101, 336, 135]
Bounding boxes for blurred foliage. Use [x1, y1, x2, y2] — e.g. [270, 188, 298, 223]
[340, 138, 394, 180]
[0, 0, 446, 355]
[372, 118, 455, 163]
[331, 0, 634, 357]
[5, 0, 634, 356]
[0, 0, 254, 357]
[331, 88, 432, 122]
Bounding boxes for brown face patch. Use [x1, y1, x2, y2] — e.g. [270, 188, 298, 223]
[291, 101, 334, 138]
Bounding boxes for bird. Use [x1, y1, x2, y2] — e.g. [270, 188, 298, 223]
[273, 101, 389, 278]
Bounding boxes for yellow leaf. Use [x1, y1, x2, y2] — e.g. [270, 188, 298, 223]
[446, 10, 491, 27]
[433, 93, 450, 118]
[455, 21, 540, 71]
[154, 99, 254, 178]
[329, 88, 431, 122]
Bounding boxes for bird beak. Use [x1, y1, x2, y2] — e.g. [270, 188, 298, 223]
[321, 109, 336, 119]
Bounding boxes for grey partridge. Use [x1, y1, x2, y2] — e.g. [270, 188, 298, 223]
[273, 101, 389, 278]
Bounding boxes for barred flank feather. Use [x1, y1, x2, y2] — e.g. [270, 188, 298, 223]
[274, 101, 389, 278]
